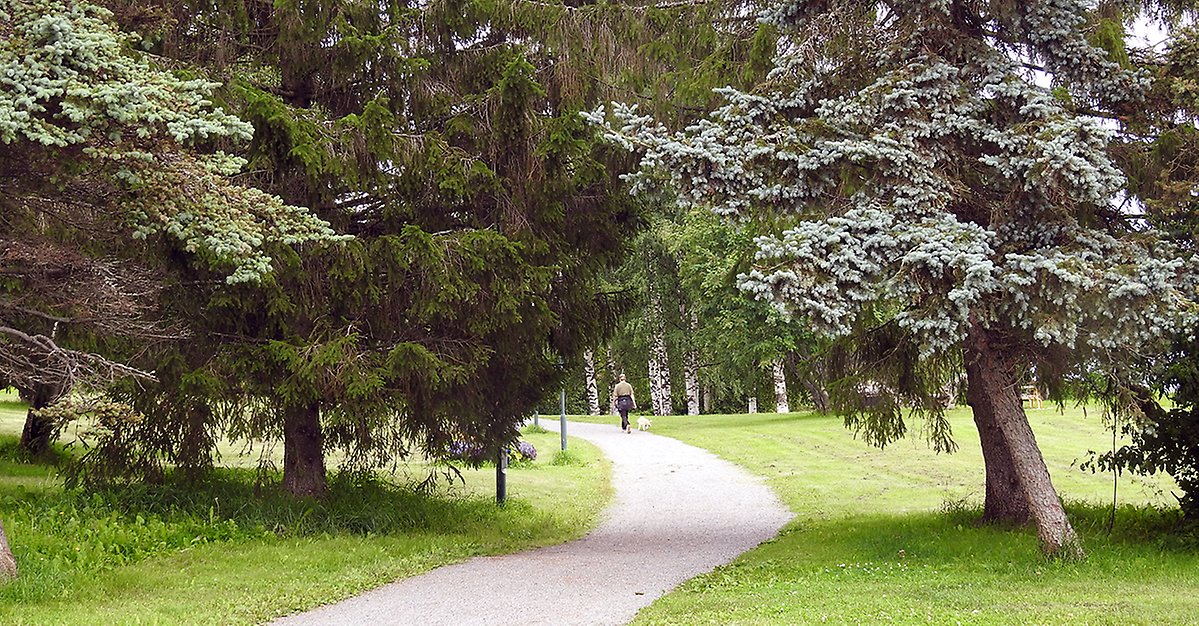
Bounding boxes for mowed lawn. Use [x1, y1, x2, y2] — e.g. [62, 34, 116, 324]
[0, 392, 612, 625]
[577, 406, 1197, 625]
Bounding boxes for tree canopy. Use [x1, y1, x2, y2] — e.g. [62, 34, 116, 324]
[590, 0, 1199, 557]
[0, 0, 341, 393]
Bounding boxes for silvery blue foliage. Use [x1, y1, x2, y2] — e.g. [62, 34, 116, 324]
[0, 0, 344, 284]
[588, 0, 1198, 363]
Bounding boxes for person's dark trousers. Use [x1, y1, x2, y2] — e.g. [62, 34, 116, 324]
[617, 395, 632, 431]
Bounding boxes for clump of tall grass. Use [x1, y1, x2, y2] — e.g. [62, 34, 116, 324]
[0, 466, 516, 602]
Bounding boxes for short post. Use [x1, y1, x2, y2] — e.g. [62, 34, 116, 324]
[559, 385, 567, 451]
[496, 445, 508, 505]
[559, 356, 567, 451]
[533, 408, 539, 428]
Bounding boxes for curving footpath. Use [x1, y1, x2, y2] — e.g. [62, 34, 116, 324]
[272, 419, 794, 626]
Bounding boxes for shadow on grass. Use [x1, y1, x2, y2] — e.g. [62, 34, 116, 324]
[0, 434, 69, 467]
[770, 501, 1199, 574]
[657, 411, 838, 431]
[9, 466, 538, 539]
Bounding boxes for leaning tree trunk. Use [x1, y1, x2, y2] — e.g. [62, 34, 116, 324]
[282, 400, 327, 498]
[772, 358, 790, 413]
[801, 377, 831, 413]
[20, 382, 62, 459]
[796, 351, 831, 413]
[0, 519, 16, 579]
[964, 325, 1082, 559]
[684, 309, 700, 416]
[965, 356, 1030, 525]
[583, 349, 601, 415]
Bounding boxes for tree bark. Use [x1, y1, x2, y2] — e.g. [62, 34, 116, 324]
[772, 358, 790, 413]
[964, 325, 1083, 558]
[702, 385, 712, 414]
[647, 349, 661, 415]
[801, 377, 831, 413]
[583, 349, 600, 416]
[0, 519, 16, 579]
[647, 284, 672, 416]
[965, 355, 1030, 525]
[20, 383, 61, 459]
[684, 309, 700, 416]
[282, 400, 327, 498]
[606, 348, 619, 415]
[747, 396, 757, 414]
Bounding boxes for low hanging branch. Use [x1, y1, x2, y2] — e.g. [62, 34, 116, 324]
[0, 240, 182, 391]
[0, 325, 157, 390]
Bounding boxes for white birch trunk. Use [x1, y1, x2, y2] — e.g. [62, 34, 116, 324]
[583, 349, 600, 415]
[654, 344, 672, 414]
[647, 348, 661, 416]
[748, 397, 758, 414]
[648, 285, 672, 416]
[684, 307, 700, 416]
[773, 358, 790, 413]
[703, 385, 712, 414]
[606, 348, 619, 415]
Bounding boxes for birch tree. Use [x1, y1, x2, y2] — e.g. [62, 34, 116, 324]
[684, 307, 701, 415]
[646, 281, 674, 416]
[583, 349, 601, 416]
[591, 0, 1199, 557]
[607, 348, 620, 415]
[772, 358, 790, 413]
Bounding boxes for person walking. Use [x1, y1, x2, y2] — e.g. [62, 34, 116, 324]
[613, 374, 637, 434]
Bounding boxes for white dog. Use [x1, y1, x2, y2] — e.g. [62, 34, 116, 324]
[636, 416, 652, 431]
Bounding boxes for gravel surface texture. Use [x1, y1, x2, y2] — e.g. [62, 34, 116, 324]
[272, 418, 794, 626]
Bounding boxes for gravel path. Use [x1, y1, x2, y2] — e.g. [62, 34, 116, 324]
[272, 419, 794, 626]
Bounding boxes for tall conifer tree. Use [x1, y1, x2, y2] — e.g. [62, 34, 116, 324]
[95, 0, 644, 495]
[593, 1, 1198, 556]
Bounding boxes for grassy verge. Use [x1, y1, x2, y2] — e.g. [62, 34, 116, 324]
[0, 394, 611, 625]
[575, 407, 1197, 625]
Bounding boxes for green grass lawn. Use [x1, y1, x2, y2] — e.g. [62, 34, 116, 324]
[576, 407, 1197, 625]
[0, 391, 612, 625]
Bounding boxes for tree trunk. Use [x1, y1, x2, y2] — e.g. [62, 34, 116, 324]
[606, 349, 619, 416]
[964, 325, 1083, 559]
[772, 358, 790, 413]
[20, 383, 61, 459]
[684, 309, 700, 416]
[965, 356, 1030, 525]
[801, 377, 831, 413]
[583, 349, 600, 416]
[0, 519, 16, 579]
[748, 396, 757, 414]
[702, 385, 712, 414]
[647, 349, 662, 415]
[647, 284, 672, 416]
[282, 400, 327, 498]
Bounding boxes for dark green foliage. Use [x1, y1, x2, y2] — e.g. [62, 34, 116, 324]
[79, 0, 646, 492]
[1096, 6, 1199, 520]
[1086, 336, 1199, 517]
